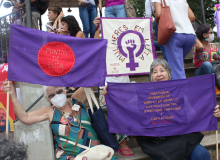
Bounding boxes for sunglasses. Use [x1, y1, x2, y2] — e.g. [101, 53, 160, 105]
[48, 89, 65, 99]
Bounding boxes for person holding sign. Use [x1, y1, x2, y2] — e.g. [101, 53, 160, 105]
[2, 82, 117, 160]
[102, 59, 220, 160]
[94, 17, 134, 157]
[136, 59, 210, 160]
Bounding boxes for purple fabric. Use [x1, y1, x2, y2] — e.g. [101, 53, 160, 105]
[105, 0, 125, 8]
[214, 7, 220, 38]
[105, 74, 218, 137]
[8, 24, 107, 87]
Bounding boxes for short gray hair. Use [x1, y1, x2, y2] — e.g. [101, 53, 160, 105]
[150, 59, 172, 82]
[42, 86, 65, 98]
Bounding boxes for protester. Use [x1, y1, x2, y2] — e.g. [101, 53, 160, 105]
[13, 0, 40, 29]
[78, 0, 102, 38]
[94, 17, 134, 157]
[57, 15, 85, 38]
[46, 5, 64, 33]
[136, 59, 213, 160]
[105, 0, 126, 17]
[102, 59, 220, 159]
[153, 0, 196, 80]
[100, 1, 131, 155]
[192, 24, 219, 76]
[2, 81, 116, 159]
[0, 133, 27, 160]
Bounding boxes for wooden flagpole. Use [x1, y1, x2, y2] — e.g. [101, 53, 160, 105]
[217, 130, 219, 160]
[6, 81, 10, 137]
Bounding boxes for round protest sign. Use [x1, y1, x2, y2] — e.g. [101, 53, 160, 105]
[38, 41, 75, 77]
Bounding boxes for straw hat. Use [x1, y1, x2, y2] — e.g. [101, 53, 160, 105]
[75, 145, 114, 160]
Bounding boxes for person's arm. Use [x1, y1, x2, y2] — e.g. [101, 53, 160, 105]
[188, 7, 195, 22]
[75, 31, 86, 38]
[71, 87, 87, 104]
[3, 80, 53, 124]
[52, 11, 64, 30]
[93, 17, 101, 39]
[98, 0, 102, 12]
[195, 39, 204, 54]
[154, 2, 162, 25]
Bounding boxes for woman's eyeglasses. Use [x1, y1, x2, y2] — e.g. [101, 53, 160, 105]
[48, 89, 65, 99]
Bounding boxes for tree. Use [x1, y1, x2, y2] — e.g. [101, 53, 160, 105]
[188, 0, 216, 28]
[131, 0, 146, 17]
[188, 0, 220, 42]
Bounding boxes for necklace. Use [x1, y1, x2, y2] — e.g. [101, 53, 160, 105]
[55, 100, 81, 133]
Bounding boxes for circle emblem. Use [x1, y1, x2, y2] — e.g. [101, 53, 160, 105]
[38, 41, 75, 77]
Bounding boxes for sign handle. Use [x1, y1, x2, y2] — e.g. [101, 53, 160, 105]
[217, 130, 219, 160]
[6, 81, 10, 137]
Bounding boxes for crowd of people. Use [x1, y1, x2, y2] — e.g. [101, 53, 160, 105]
[3, 0, 220, 159]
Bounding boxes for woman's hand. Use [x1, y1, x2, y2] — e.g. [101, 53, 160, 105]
[98, 3, 102, 12]
[214, 105, 220, 118]
[101, 86, 108, 95]
[93, 17, 100, 28]
[57, 28, 68, 35]
[58, 11, 64, 20]
[3, 80, 16, 98]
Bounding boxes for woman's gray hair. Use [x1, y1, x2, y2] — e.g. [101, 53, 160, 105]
[42, 86, 65, 98]
[150, 59, 172, 81]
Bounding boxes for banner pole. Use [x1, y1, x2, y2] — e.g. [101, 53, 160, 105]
[6, 81, 10, 137]
[217, 130, 219, 160]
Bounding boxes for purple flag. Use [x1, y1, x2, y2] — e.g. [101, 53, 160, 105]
[105, 74, 217, 137]
[8, 24, 107, 87]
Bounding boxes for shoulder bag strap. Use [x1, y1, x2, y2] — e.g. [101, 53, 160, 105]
[84, 88, 94, 113]
[161, 0, 167, 7]
[87, 88, 100, 110]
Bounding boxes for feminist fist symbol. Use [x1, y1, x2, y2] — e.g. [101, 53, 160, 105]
[125, 39, 139, 71]
[117, 30, 145, 71]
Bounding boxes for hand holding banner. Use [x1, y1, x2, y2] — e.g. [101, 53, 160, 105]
[8, 24, 107, 87]
[105, 74, 217, 137]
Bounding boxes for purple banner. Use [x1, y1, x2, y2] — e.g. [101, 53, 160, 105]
[8, 24, 107, 87]
[105, 74, 218, 137]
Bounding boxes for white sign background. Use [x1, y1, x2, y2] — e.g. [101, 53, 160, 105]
[101, 18, 156, 76]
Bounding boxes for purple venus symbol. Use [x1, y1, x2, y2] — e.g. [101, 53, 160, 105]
[117, 30, 145, 71]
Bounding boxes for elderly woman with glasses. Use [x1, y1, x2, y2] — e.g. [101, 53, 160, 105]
[102, 59, 220, 160]
[136, 59, 212, 160]
[2, 82, 117, 160]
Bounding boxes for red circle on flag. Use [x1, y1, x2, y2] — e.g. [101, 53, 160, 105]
[38, 41, 75, 77]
